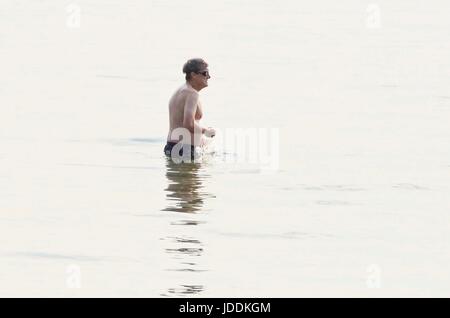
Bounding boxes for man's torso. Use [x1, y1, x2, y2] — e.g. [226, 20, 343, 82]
[167, 83, 203, 145]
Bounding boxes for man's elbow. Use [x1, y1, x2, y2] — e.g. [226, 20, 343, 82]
[183, 119, 195, 133]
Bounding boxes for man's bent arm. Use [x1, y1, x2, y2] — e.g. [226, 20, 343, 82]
[183, 92, 205, 134]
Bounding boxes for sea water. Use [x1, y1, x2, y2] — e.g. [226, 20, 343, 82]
[1, 0, 449, 296]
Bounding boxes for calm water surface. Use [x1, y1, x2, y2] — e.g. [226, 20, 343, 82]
[1, 0, 450, 296]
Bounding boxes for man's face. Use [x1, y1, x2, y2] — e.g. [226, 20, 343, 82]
[192, 68, 210, 88]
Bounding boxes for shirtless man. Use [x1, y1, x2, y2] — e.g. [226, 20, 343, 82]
[164, 58, 215, 161]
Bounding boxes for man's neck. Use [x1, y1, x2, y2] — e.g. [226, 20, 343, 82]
[187, 81, 202, 92]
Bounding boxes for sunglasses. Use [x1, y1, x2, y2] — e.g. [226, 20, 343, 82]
[196, 70, 210, 77]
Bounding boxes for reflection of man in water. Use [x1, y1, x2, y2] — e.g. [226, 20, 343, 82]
[162, 158, 214, 297]
[161, 158, 211, 297]
[164, 58, 215, 161]
[163, 159, 205, 213]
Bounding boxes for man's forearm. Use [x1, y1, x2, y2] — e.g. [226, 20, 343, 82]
[195, 121, 206, 134]
[184, 120, 205, 135]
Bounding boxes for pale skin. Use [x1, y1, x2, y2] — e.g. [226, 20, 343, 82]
[167, 67, 215, 146]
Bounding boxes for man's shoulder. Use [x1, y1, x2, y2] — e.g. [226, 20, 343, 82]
[178, 83, 199, 96]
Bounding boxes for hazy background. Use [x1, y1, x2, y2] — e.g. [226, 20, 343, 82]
[1, 0, 449, 297]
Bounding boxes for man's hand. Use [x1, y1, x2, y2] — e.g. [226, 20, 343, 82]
[205, 127, 216, 138]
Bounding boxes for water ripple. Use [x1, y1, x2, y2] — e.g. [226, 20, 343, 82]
[392, 183, 429, 190]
